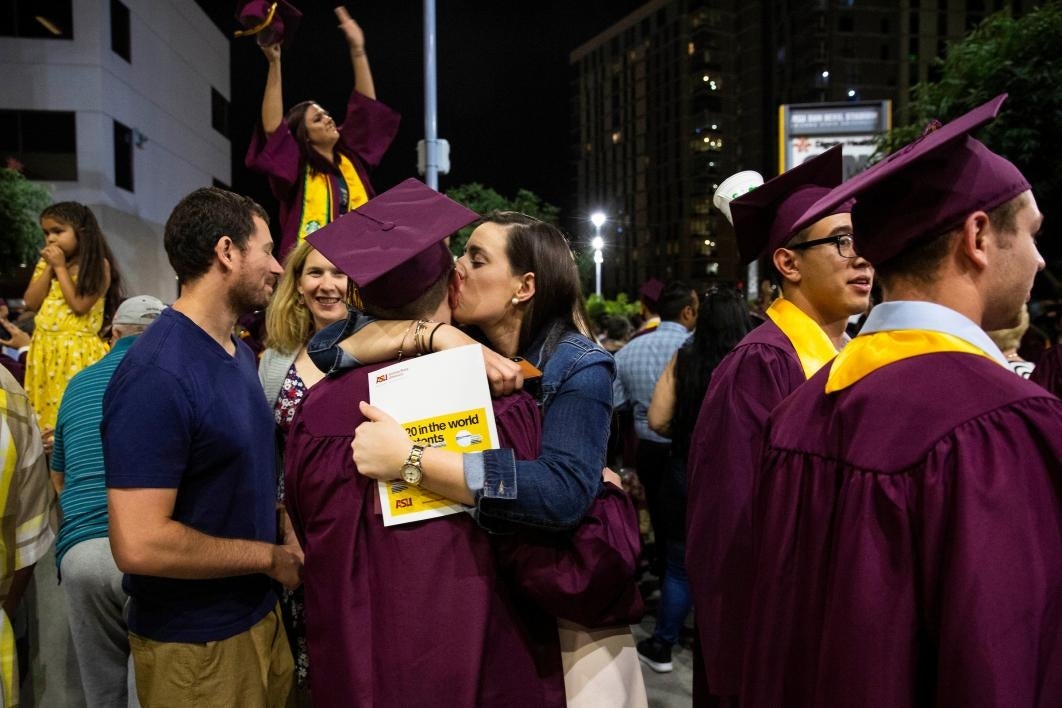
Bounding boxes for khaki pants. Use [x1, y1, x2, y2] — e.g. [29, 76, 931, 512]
[129, 603, 293, 708]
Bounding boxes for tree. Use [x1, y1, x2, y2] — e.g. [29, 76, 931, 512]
[0, 167, 51, 270]
[876, 3, 1062, 297]
[443, 183, 560, 257]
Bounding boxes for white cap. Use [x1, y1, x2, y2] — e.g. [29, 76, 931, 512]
[113, 295, 166, 327]
[712, 170, 764, 225]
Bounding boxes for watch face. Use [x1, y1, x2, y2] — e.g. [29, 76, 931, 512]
[401, 464, 422, 485]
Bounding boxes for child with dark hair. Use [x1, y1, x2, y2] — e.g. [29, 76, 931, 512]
[23, 202, 124, 427]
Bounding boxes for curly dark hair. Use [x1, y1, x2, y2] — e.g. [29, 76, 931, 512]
[39, 202, 125, 332]
[164, 187, 269, 284]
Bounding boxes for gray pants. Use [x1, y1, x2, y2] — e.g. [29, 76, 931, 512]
[60, 538, 139, 708]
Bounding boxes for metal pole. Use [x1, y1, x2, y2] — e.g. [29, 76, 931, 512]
[594, 223, 602, 297]
[423, 0, 438, 189]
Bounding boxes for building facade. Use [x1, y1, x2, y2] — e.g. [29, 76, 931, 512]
[571, 0, 1034, 293]
[0, 0, 230, 299]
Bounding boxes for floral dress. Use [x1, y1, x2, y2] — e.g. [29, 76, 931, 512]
[273, 363, 310, 688]
[24, 260, 108, 428]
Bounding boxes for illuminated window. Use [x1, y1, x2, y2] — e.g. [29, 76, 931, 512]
[0, 0, 73, 39]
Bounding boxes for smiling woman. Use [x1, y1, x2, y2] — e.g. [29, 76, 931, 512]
[245, 7, 400, 258]
[257, 239, 353, 691]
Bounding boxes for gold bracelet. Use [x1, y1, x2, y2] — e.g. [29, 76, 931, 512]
[397, 319, 418, 361]
[413, 319, 431, 356]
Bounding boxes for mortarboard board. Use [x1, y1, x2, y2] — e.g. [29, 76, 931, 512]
[791, 94, 1030, 267]
[234, 1, 301, 48]
[729, 145, 850, 265]
[639, 278, 665, 305]
[307, 178, 479, 310]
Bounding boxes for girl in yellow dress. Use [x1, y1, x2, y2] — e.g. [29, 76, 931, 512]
[23, 202, 123, 428]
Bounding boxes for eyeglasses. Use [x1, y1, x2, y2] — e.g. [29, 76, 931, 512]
[788, 233, 858, 259]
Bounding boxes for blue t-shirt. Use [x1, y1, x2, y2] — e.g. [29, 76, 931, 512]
[102, 308, 277, 642]
[52, 335, 137, 575]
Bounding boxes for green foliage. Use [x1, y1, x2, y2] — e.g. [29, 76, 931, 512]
[0, 168, 51, 267]
[443, 183, 560, 257]
[585, 292, 640, 324]
[874, 3, 1062, 294]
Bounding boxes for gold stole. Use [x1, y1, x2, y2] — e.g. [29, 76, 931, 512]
[297, 153, 370, 243]
[765, 298, 840, 380]
[825, 330, 1002, 393]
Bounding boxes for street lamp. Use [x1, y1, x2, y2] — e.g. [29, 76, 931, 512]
[590, 212, 606, 296]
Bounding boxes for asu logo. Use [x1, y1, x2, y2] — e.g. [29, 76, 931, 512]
[376, 373, 389, 383]
[395, 498, 413, 509]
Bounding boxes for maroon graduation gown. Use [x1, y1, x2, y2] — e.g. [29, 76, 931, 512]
[284, 362, 564, 708]
[742, 352, 1062, 708]
[1030, 344, 1062, 398]
[685, 319, 805, 699]
[246, 90, 400, 257]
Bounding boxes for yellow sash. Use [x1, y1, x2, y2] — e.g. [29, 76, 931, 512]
[298, 153, 369, 243]
[825, 329, 1002, 394]
[765, 298, 840, 379]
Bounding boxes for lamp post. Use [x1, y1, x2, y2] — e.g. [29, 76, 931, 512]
[590, 211, 606, 297]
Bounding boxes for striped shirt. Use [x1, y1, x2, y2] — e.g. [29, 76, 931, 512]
[51, 336, 134, 573]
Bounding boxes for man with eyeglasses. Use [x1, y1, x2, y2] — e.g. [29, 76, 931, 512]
[741, 94, 1061, 707]
[685, 145, 873, 706]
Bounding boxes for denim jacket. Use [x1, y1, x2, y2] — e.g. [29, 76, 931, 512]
[467, 322, 615, 532]
[307, 307, 372, 375]
[307, 310, 615, 533]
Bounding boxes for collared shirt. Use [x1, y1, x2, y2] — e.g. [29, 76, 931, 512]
[613, 321, 691, 443]
[859, 301, 1008, 366]
[51, 335, 136, 574]
[0, 367, 56, 708]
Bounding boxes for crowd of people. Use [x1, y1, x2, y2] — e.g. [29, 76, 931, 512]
[0, 5, 1059, 708]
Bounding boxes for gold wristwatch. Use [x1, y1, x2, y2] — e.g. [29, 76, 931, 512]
[400, 444, 426, 486]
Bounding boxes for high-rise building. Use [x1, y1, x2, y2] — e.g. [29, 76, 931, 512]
[571, 0, 1034, 292]
[0, 0, 231, 298]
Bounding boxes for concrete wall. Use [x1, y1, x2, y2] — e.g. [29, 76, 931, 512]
[0, 0, 229, 301]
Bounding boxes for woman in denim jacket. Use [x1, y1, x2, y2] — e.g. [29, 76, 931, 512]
[328, 213, 615, 531]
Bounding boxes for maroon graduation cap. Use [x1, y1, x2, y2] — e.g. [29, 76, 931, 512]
[638, 278, 664, 306]
[791, 94, 1030, 267]
[729, 145, 850, 265]
[234, 1, 301, 47]
[307, 178, 479, 310]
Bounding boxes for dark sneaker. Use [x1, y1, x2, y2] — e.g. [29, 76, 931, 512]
[636, 636, 673, 673]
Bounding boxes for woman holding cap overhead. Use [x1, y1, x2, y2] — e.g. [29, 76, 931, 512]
[245, 4, 399, 257]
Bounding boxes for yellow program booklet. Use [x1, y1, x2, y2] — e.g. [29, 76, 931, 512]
[368, 344, 499, 526]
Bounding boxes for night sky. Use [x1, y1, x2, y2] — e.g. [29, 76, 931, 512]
[196, 1, 645, 235]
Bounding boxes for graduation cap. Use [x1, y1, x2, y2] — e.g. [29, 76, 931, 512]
[729, 145, 850, 265]
[639, 278, 664, 306]
[234, 1, 301, 47]
[306, 178, 480, 310]
[791, 94, 1030, 267]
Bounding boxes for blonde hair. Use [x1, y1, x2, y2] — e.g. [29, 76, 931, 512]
[987, 304, 1030, 353]
[264, 241, 354, 354]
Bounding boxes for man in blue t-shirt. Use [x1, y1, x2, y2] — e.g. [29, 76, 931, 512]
[102, 187, 296, 707]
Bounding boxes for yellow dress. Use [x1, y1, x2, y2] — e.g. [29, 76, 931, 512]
[24, 260, 109, 428]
